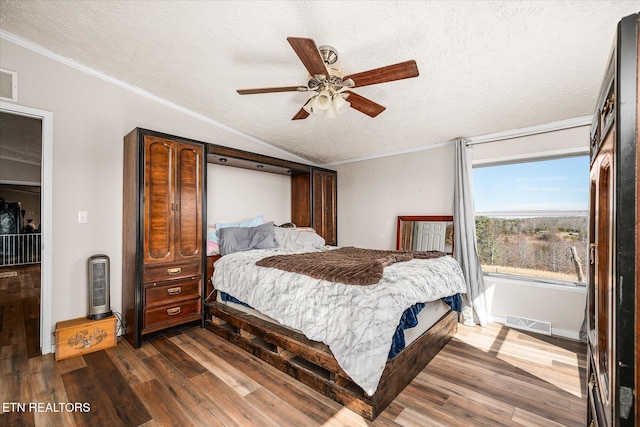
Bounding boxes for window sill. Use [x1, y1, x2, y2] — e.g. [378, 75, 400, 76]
[482, 273, 587, 294]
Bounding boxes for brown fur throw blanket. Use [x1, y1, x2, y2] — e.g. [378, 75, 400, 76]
[255, 247, 446, 286]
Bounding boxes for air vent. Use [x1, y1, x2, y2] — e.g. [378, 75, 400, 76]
[0, 68, 18, 102]
[505, 314, 552, 336]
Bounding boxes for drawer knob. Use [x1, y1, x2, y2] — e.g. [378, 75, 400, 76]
[167, 307, 181, 316]
[167, 286, 182, 295]
[167, 267, 182, 275]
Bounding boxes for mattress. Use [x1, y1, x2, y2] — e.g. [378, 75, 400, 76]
[216, 291, 451, 349]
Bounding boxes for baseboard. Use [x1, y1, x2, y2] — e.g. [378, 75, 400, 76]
[490, 315, 580, 340]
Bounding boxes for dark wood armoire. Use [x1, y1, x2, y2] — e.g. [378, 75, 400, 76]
[122, 128, 206, 348]
[587, 13, 638, 427]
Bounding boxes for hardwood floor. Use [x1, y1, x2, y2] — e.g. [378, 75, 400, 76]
[0, 264, 40, 360]
[1, 266, 587, 426]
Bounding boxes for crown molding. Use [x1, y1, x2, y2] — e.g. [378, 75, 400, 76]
[0, 30, 313, 165]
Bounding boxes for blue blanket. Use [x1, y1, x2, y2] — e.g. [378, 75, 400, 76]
[388, 293, 461, 358]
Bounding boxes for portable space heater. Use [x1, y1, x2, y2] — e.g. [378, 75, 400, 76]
[87, 254, 112, 320]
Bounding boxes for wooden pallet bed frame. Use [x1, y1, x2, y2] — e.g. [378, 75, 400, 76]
[205, 300, 458, 420]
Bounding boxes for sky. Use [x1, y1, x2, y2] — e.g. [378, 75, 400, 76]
[473, 155, 590, 213]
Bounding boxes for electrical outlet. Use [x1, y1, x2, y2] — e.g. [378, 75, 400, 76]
[78, 211, 88, 224]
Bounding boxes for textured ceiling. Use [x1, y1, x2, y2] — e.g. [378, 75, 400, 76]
[0, 111, 42, 165]
[0, 1, 637, 164]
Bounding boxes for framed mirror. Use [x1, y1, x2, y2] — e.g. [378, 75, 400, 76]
[396, 215, 454, 255]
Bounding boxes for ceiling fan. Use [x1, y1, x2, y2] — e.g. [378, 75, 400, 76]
[236, 37, 420, 120]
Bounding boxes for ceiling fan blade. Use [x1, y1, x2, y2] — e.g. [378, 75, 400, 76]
[237, 86, 305, 95]
[344, 91, 386, 117]
[287, 37, 328, 78]
[291, 108, 310, 120]
[344, 60, 419, 88]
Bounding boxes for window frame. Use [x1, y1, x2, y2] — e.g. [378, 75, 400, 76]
[472, 150, 590, 287]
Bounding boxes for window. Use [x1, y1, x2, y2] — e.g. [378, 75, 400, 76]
[473, 155, 589, 285]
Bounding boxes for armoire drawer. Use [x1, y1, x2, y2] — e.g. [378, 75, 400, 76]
[144, 261, 201, 283]
[145, 278, 200, 308]
[143, 298, 201, 331]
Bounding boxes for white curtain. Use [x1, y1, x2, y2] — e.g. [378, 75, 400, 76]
[453, 138, 488, 326]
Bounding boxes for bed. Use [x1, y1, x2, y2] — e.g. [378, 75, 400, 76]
[204, 225, 466, 419]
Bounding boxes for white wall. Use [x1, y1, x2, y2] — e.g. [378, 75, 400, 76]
[485, 278, 586, 338]
[471, 124, 589, 164]
[333, 143, 456, 249]
[207, 164, 291, 226]
[0, 37, 304, 347]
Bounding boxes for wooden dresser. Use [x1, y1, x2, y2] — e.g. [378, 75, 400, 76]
[587, 13, 638, 427]
[122, 128, 205, 348]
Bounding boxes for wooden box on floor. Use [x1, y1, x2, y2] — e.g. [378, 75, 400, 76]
[55, 315, 117, 360]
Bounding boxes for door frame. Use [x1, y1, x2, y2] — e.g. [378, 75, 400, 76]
[1, 101, 53, 354]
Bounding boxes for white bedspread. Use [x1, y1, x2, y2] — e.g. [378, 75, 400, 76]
[212, 247, 467, 396]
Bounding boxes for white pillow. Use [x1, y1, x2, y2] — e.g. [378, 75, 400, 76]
[215, 215, 264, 231]
[274, 227, 325, 251]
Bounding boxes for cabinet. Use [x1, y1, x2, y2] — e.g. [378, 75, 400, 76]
[312, 168, 337, 246]
[290, 167, 337, 246]
[587, 13, 638, 427]
[122, 129, 205, 348]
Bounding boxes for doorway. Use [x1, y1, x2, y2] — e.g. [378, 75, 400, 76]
[0, 102, 53, 354]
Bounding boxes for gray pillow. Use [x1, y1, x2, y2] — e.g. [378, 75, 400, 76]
[218, 222, 278, 256]
[274, 227, 326, 250]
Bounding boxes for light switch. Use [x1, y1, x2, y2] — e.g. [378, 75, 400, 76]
[78, 211, 88, 224]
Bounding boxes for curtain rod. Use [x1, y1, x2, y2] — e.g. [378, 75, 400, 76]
[465, 116, 592, 147]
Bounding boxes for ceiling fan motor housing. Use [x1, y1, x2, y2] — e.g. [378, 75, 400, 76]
[318, 45, 338, 65]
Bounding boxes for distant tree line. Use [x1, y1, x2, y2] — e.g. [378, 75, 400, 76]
[475, 216, 588, 282]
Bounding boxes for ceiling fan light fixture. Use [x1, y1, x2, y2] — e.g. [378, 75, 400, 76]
[333, 93, 350, 115]
[314, 90, 333, 110]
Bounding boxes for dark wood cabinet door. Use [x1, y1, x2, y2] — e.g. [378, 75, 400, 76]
[589, 130, 615, 425]
[291, 173, 311, 228]
[174, 142, 203, 261]
[313, 169, 337, 246]
[143, 136, 175, 264]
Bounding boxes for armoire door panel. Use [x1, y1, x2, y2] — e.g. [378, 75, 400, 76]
[312, 169, 337, 246]
[175, 143, 203, 260]
[589, 125, 616, 426]
[144, 137, 175, 263]
[595, 132, 615, 423]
